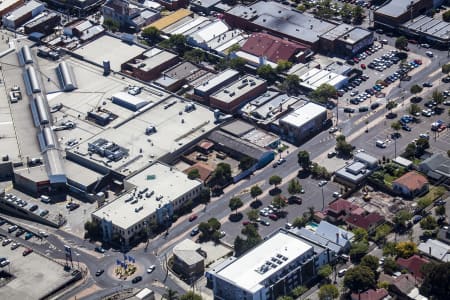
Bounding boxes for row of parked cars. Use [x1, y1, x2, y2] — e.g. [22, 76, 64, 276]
[5, 194, 49, 217]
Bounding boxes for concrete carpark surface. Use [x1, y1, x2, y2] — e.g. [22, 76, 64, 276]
[0, 234, 76, 300]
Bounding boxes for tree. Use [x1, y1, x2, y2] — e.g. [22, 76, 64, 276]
[277, 297, 293, 300]
[276, 60, 293, 73]
[395, 241, 418, 258]
[198, 188, 211, 204]
[229, 197, 243, 215]
[188, 169, 200, 180]
[180, 291, 202, 300]
[435, 205, 446, 216]
[247, 209, 259, 222]
[269, 175, 282, 188]
[403, 143, 417, 160]
[386, 100, 398, 111]
[394, 210, 411, 230]
[297, 150, 311, 170]
[350, 241, 369, 262]
[250, 185, 262, 201]
[257, 64, 278, 84]
[353, 228, 368, 242]
[227, 43, 240, 53]
[234, 226, 262, 256]
[319, 284, 339, 300]
[420, 262, 450, 299]
[239, 156, 256, 171]
[343, 265, 376, 292]
[352, 5, 364, 23]
[141, 26, 160, 43]
[184, 49, 205, 64]
[209, 163, 232, 187]
[292, 285, 308, 298]
[410, 84, 423, 96]
[288, 179, 302, 196]
[443, 10, 450, 22]
[374, 224, 392, 243]
[383, 257, 398, 275]
[395, 36, 408, 49]
[292, 216, 308, 228]
[391, 121, 401, 132]
[335, 135, 353, 156]
[228, 57, 246, 73]
[162, 288, 179, 300]
[103, 18, 120, 32]
[409, 103, 421, 115]
[310, 83, 336, 104]
[420, 215, 438, 230]
[340, 3, 352, 22]
[166, 34, 186, 54]
[361, 255, 379, 273]
[442, 63, 450, 74]
[432, 89, 445, 104]
[383, 241, 398, 257]
[272, 195, 287, 210]
[318, 264, 333, 279]
[282, 74, 301, 95]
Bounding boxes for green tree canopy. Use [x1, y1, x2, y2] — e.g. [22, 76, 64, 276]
[383, 241, 398, 257]
[276, 60, 293, 73]
[410, 84, 423, 95]
[386, 100, 398, 111]
[247, 209, 259, 222]
[257, 64, 278, 84]
[272, 195, 287, 210]
[282, 74, 301, 95]
[229, 197, 243, 215]
[391, 121, 401, 132]
[239, 156, 256, 171]
[350, 241, 369, 262]
[297, 150, 311, 170]
[420, 215, 438, 230]
[420, 262, 450, 299]
[183, 49, 205, 64]
[188, 169, 200, 180]
[318, 284, 339, 300]
[409, 103, 421, 115]
[318, 264, 333, 278]
[395, 36, 408, 49]
[288, 179, 302, 196]
[310, 83, 337, 104]
[361, 255, 379, 273]
[343, 265, 376, 292]
[442, 63, 450, 74]
[393, 210, 412, 229]
[103, 18, 120, 32]
[250, 185, 263, 199]
[352, 5, 364, 23]
[141, 26, 160, 42]
[180, 291, 202, 300]
[443, 10, 450, 22]
[432, 89, 445, 104]
[383, 257, 398, 275]
[209, 163, 232, 187]
[269, 175, 282, 187]
[162, 288, 179, 300]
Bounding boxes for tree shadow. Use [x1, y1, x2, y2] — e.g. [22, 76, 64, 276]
[297, 169, 310, 179]
[229, 213, 243, 222]
[269, 188, 281, 196]
[250, 200, 263, 209]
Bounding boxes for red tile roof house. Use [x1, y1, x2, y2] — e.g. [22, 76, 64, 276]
[345, 212, 385, 234]
[396, 255, 430, 282]
[392, 171, 429, 199]
[351, 289, 389, 300]
[239, 32, 310, 64]
[324, 199, 360, 224]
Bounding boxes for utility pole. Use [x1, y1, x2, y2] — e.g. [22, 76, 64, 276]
[321, 186, 325, 210]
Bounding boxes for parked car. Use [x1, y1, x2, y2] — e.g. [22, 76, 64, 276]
[190, 227, 200, 236]
[189, 214, 198, 222]
[95, 269, 104, 276]
[95, 246, 105, 253]
[8, 225, 18, 233]
[132, 276, 142, 284]
[15, 229, 25, 237]
[2, 239, 12, 246]
[25, 232, 34, 240]
[22, 248, 33, 256]
[11, 242, 20, 250]
[318, 180, 328, 187]
[338, 268, 348, 277]
[147, 265, 156, 273]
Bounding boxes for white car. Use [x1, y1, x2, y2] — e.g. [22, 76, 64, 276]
[425, 51, 433, 57]
[338, 268, 348, 277]
[147, 265, 156, 273]
[318, 180, 328, 187]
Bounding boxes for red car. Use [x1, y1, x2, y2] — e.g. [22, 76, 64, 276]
[414, 59, 422, 65]
[353, 57, 360, 63]
[189, 215, 198, 222]
[360, 63, 366, 69]
[22, 248, 33, 256]
[268, 214, 279, 221]
[242, 220, 250, 226]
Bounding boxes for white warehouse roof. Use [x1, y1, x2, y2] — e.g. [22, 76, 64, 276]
[280, 102, 326, 128]
[112, 92, 149, 111]
[216, 230, 312, 293]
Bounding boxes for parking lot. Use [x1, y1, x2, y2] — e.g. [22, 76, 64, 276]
[0, 233, 76, 299]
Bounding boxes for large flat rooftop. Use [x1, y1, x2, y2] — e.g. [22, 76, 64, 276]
[216, 230, 312, 293]
[211, 75, 265, 104]
[280, 102, 326, 128]
[0, 243, 78, 299]
[74, 35, 146, 71]
[70, 96, 218, 176]
[92, 162, 202, 229]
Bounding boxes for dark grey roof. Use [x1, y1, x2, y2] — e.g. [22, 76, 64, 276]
[221, 120, 255, 137]
[420, 153, 450, 177]
[403, 15, 450, 40]
[227, 1, 335, 44]
[207, 130, 268, 160]
[293, 228, 341, 254]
